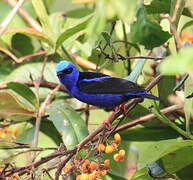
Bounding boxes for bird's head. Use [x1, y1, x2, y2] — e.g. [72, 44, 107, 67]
[56, 60, 79, 91]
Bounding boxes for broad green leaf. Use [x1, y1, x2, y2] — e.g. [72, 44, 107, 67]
[11, 34, 34, 56]
[7, 82, 38, 108]
[162, 146, 193, 173]
[134, 139, 193, 169]
[47, 101, 89, 149]
[122, 126, 179, 142]
[145, 0, 171, 14]
[56, 17, 91, 50]
[158, 76, 176, 106]
[159, 47, 193, 75]
[5, 62, 58, 83]
[0, 91, 35, 118]
[130, 8, 171, 49]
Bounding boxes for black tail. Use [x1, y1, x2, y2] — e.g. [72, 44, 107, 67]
[139, 93, 160, 101]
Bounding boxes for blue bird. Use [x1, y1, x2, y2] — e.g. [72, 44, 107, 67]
[56, 60, 159, 110]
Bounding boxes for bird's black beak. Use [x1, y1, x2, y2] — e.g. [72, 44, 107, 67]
[57, 71, 64, 78]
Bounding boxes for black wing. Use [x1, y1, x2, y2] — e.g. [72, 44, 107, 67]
[78, 72, 146, 94]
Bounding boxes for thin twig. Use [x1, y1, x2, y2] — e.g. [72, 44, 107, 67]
[0, 0, 25, 35]
[32, 84, 61, 147]
[7, 0, 42, 32]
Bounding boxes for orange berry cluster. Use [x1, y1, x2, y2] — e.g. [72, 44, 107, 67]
[97, 133, 125, 161]
[63, 159, 110, 180]
[0, 127, 18, 140]
[63, 133, 125, 180]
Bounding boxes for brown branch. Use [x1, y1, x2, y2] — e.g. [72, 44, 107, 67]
[115, 104, 183, 132]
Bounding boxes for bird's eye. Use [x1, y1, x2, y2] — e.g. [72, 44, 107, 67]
[62, 68, 73, 74]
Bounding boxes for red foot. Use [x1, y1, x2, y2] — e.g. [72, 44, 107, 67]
[113, 103, 127, 115]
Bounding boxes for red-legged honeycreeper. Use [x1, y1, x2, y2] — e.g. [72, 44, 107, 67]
[56, 60, 160, 109]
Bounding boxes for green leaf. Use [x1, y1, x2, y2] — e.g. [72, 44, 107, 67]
[122, 126, 180, 142]
[130, 8, 171, 49]
[134, 139, 193, 169]
[159, 47, 193, 75]
[7, 82, 38, 108]
[11, 33, 34, 56]
[0, 91, 35, 118]
[145, 0, 171, 14]
[102, 31, 112, 46]
[66, 7, 93, 18]
[31, 0, 54, 38]
[5, 62, 58, 83]
[46, 101, 89, 149]
[4, 28, 52, 46]
[158, 76, 176, 106]
[56, 17, 91, 50]
[162, 146, 193, 173]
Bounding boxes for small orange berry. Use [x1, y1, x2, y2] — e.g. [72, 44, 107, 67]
[90, 161, 98, 170]
[100, 170, 107, 176]
[88, 171, 97, 180]
[0, 131, 6, 138]
[81, 163, 88, 172]
[63, 164, 72, 173]
[79, 173, 89, 180]
[76, 175, 81, 180]
[97, 170, 107, 177]
[114, 133, 121, 144]
[104, 159, 110, 169]
[113, 153, 124, 162]
[105, 145, 114, 154]
[119, 149, 125, 157]
[111, 142, 118, 149]
[84, 159, 91, 165]
[97, 144, 105, 152]
[12, 128, 18, 136]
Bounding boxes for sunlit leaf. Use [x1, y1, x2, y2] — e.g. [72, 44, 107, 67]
[0, 91, 35, 118]
[159, 47, 193, 75]
[56, 17, 91, 50]
[4, 28, 52, 46]
[7, 82, 38, 108]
